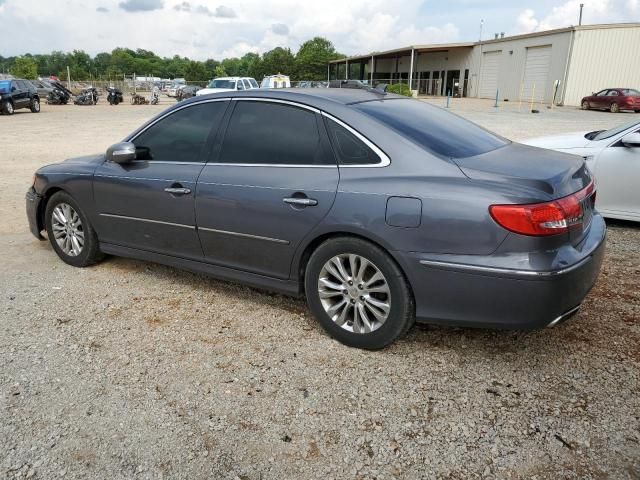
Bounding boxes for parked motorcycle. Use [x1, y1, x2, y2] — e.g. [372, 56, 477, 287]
[74, 87, 98, 106]
[106, 87, 124, 105]
[46, 81, 72, 105]
[150, 87, 160, 105]
[130, 92, 148, 105]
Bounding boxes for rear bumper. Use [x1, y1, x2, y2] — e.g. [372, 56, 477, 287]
[399, 214, 606, 329]
[25, 187, 45, 240]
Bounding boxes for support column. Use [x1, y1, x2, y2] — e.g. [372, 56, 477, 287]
[345, 60, 349, 80]
[370, 55, 375, 85]
[408, 48, 415, 91]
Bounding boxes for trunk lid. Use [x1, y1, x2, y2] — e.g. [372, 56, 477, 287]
[454, 143, 591, 199]
[455, 143, 595, 246]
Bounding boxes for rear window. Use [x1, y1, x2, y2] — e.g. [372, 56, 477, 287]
[208, 79, 236, 89]
[353, 99, 507, 159]
[621, 89, 640, 96]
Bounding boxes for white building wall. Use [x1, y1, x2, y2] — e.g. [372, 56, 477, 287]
[470, 31, 572, 103]
[563, 27, 640, 106]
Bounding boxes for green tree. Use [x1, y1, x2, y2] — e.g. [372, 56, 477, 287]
[10, 56, 38, 79]
[214, 64, 227, 77]
[185, 60, 208, 81]
[261, 47, 295, 78]
[295, 37, 344, 80]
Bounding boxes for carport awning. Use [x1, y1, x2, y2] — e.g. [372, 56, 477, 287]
[329, 43, 475, 63]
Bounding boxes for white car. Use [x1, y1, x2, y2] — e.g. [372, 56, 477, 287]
[196, 77, 259, 96]
[524, 120, 640, 222]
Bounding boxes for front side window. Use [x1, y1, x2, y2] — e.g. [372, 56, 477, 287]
[354, 98, 507, 159]
[325, 119, 381, 165]
[608, 90, 619, 96]
[218, 101, 331, 165]
[133, 101, 226, 162]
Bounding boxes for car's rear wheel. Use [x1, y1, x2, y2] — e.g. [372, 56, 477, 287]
[581, 101, 590, 110]
[610, 103, 620, 113]
[45, 191, 104, 267]
[30, 98, 40, 113]
[2, 100, 14, 115]
[305, 237, 414, 349]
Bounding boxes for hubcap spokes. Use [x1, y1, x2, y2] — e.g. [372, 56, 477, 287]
[52, 203, 84, 257]
[318, 254, 391, 334]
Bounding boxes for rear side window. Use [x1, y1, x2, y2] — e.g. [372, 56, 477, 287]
[218, 101, 331, 165]
[133, 101, 226, 162]
[353, 99, 507, 159]
[324, 119, 381, 165]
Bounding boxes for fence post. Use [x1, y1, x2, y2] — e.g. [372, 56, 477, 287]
[518, 82, 524, 112]
[446, 90, 451, 108]
[494, 89, 499, 108]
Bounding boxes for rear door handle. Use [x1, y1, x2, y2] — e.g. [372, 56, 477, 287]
[164, 187, 191, 195]
[283, 197, 318, 207]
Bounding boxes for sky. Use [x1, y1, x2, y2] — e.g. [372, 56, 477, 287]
[1, 0, 638, 59]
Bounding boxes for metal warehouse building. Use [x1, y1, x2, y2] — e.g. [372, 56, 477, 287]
[328, 23, 640, 106]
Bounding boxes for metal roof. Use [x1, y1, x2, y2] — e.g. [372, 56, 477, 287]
[329, 22, 640, 63]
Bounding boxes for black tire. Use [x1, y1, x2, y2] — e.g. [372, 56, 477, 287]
[44, 191, 104, 268]
[305, 237, 415, 349]
[2, 100, 14, 115]
[30, 98, 40, 113]
[610, 103, 620, 113]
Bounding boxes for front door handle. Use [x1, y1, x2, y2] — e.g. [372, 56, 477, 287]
[164, 187, 191, 195]
[283, 197, 318, 207]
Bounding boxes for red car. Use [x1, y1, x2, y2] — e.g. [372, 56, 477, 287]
[581, 88, 640, 113]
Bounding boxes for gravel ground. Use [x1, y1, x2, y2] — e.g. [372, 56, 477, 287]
[1, 97, 639, 480]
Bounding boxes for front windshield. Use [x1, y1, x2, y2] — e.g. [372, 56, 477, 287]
[593, 120, 640, 141]
[208, 79, 236, 89]
[0, 81, 11, 93]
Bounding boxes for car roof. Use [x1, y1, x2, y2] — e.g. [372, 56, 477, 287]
[188, 87, 398, 107]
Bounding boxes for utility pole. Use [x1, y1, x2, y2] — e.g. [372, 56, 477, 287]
[579, 4, 584, 25]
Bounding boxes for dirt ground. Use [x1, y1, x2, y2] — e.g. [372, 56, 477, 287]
[1, 96, 639, 480]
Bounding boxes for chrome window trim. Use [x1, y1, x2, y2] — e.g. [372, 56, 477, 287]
[128, 160, 206, 165]
[99, 213, 195, 230]
[205, 163, 336, 169]
[419, 257, 591, 278]
[321, 112, 391, 168]
[198, 226, 289, 245]
[127, 98, 230, 143]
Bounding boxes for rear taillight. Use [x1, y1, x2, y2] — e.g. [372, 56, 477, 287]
[489, 182, 595, 236]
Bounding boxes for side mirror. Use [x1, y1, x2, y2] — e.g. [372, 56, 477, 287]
[621, 132, 640, 148]
[106, 142, 136, 163]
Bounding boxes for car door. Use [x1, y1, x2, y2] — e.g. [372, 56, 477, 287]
[93, 99, 228, 259]
[195, 98, 339, 279]
[593, 128, 640, 217]
[592, 89, 609, 108]
[12, 81, 27, 108]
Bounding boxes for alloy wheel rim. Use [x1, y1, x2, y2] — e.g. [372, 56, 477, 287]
[33, 100, 40, 111]
[7, 102, 13, 113]
[51, 203, 84, 256]
[318, 254, 391, 334]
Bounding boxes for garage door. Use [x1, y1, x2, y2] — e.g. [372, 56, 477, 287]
[479, 50, 501, 98]
[522, 45, 551, 103]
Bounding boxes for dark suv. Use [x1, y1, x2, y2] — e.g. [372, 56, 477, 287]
[0, 79, 40, 115]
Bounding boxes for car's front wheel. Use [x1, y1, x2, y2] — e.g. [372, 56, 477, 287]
[581, 101, 590, 110]
[2, 100, 14, 115]
[44, 191, 104, 267]
[305, 237, 415, 349]
[30, 98, 40, 113]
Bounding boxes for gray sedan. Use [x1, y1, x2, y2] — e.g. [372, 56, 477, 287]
[26, 89, 605, 349]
